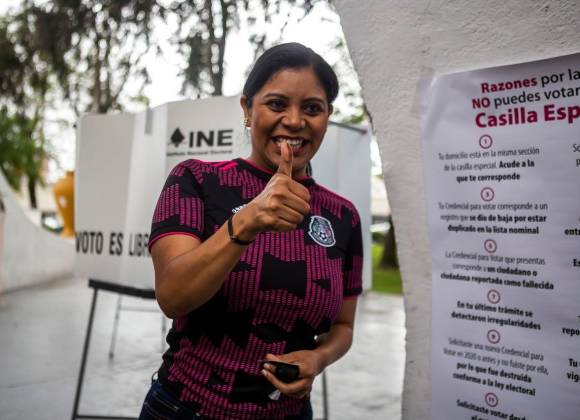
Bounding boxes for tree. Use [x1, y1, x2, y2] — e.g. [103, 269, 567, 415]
[0, 1, 164, 206]
[380, 215, 398, 268]
[0, 14, 51, 208]
[14, 0, 165, 115]
[0, 108, 48, 209]
[172, 0, 321, 97]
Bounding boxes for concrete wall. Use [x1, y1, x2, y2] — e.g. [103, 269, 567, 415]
[333, 1, 580, 419]
[0, 172, 75, 292]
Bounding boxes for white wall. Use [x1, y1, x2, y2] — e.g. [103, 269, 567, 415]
[0, 172, 75, 291]
[333, 1, 580, 419]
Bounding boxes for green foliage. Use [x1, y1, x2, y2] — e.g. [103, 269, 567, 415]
[0, 15, 50, 113]
[0, 13, 52, 207]
[0, 107, 47, 192]
[0, 1, 164, 206]
[372, 243, 402, 295]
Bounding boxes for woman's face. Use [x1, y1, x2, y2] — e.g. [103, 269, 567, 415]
[241, 67, 332, 177]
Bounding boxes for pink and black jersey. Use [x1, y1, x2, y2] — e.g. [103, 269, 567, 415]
[149, 158, 363, 420]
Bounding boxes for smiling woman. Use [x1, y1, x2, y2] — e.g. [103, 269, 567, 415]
[139, 43, 363, 420]
[242, 68, 330, 177]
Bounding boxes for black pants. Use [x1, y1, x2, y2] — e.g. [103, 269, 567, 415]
[138, 380, 313, 420]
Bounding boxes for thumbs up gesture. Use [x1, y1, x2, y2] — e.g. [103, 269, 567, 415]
[240, 141, 311, 235]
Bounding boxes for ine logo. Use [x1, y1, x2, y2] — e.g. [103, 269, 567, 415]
[168, 127, 234, 149]
[170, 128, 186, 147]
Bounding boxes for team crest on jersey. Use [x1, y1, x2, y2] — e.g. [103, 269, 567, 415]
[308, 216, 336, 247]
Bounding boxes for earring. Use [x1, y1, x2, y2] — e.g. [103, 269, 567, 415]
[244, 116, 251, 127]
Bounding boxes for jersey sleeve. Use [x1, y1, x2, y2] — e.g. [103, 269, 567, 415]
[148, 161, 206, 251]
[343, 207, 363, 298]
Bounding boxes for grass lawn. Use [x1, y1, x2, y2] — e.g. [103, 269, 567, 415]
[371, 243, 403, 295]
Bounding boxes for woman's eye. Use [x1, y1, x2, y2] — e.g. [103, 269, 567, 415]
[267, 100, 286, 110]
[304, 103, 323, 114]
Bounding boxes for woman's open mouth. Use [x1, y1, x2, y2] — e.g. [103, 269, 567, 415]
[272, 136, 308, 152]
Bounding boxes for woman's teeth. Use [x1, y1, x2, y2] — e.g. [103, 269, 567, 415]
[274, 138, 304, 149]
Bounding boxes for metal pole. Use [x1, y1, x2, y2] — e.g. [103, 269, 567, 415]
[71, 286, 99, 420]
[108, 294, 123, 359]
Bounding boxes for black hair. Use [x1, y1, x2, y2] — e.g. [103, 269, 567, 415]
[243, 42, 339, 107]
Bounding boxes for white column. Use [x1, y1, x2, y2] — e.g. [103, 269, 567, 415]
[334, 1, 580, 419]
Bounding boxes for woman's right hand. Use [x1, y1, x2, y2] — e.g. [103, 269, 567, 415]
[239, 141, 311, 236]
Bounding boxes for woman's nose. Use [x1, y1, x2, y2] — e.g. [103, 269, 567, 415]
[282, 108, 305, 130]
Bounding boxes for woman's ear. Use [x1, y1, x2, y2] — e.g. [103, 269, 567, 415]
[328, 104, 334, 116]
[240, 96, 252, 125]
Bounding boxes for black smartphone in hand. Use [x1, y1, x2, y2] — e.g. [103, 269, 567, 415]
[260, 360, 300, 383]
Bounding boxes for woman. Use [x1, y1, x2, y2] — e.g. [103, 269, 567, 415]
[140, 42, 363, 420]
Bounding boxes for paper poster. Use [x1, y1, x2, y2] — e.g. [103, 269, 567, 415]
[422, 53, 580, 420]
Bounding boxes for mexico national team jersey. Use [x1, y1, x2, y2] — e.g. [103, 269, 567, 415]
[149, 158, 363, 420]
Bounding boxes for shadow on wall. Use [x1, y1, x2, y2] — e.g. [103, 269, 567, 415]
[0, 171, 74, 292]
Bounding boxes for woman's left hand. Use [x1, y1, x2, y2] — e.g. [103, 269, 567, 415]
[261, 351, 325, 399]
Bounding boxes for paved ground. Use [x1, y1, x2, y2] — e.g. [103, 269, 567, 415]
[0, 277, 405, 420]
